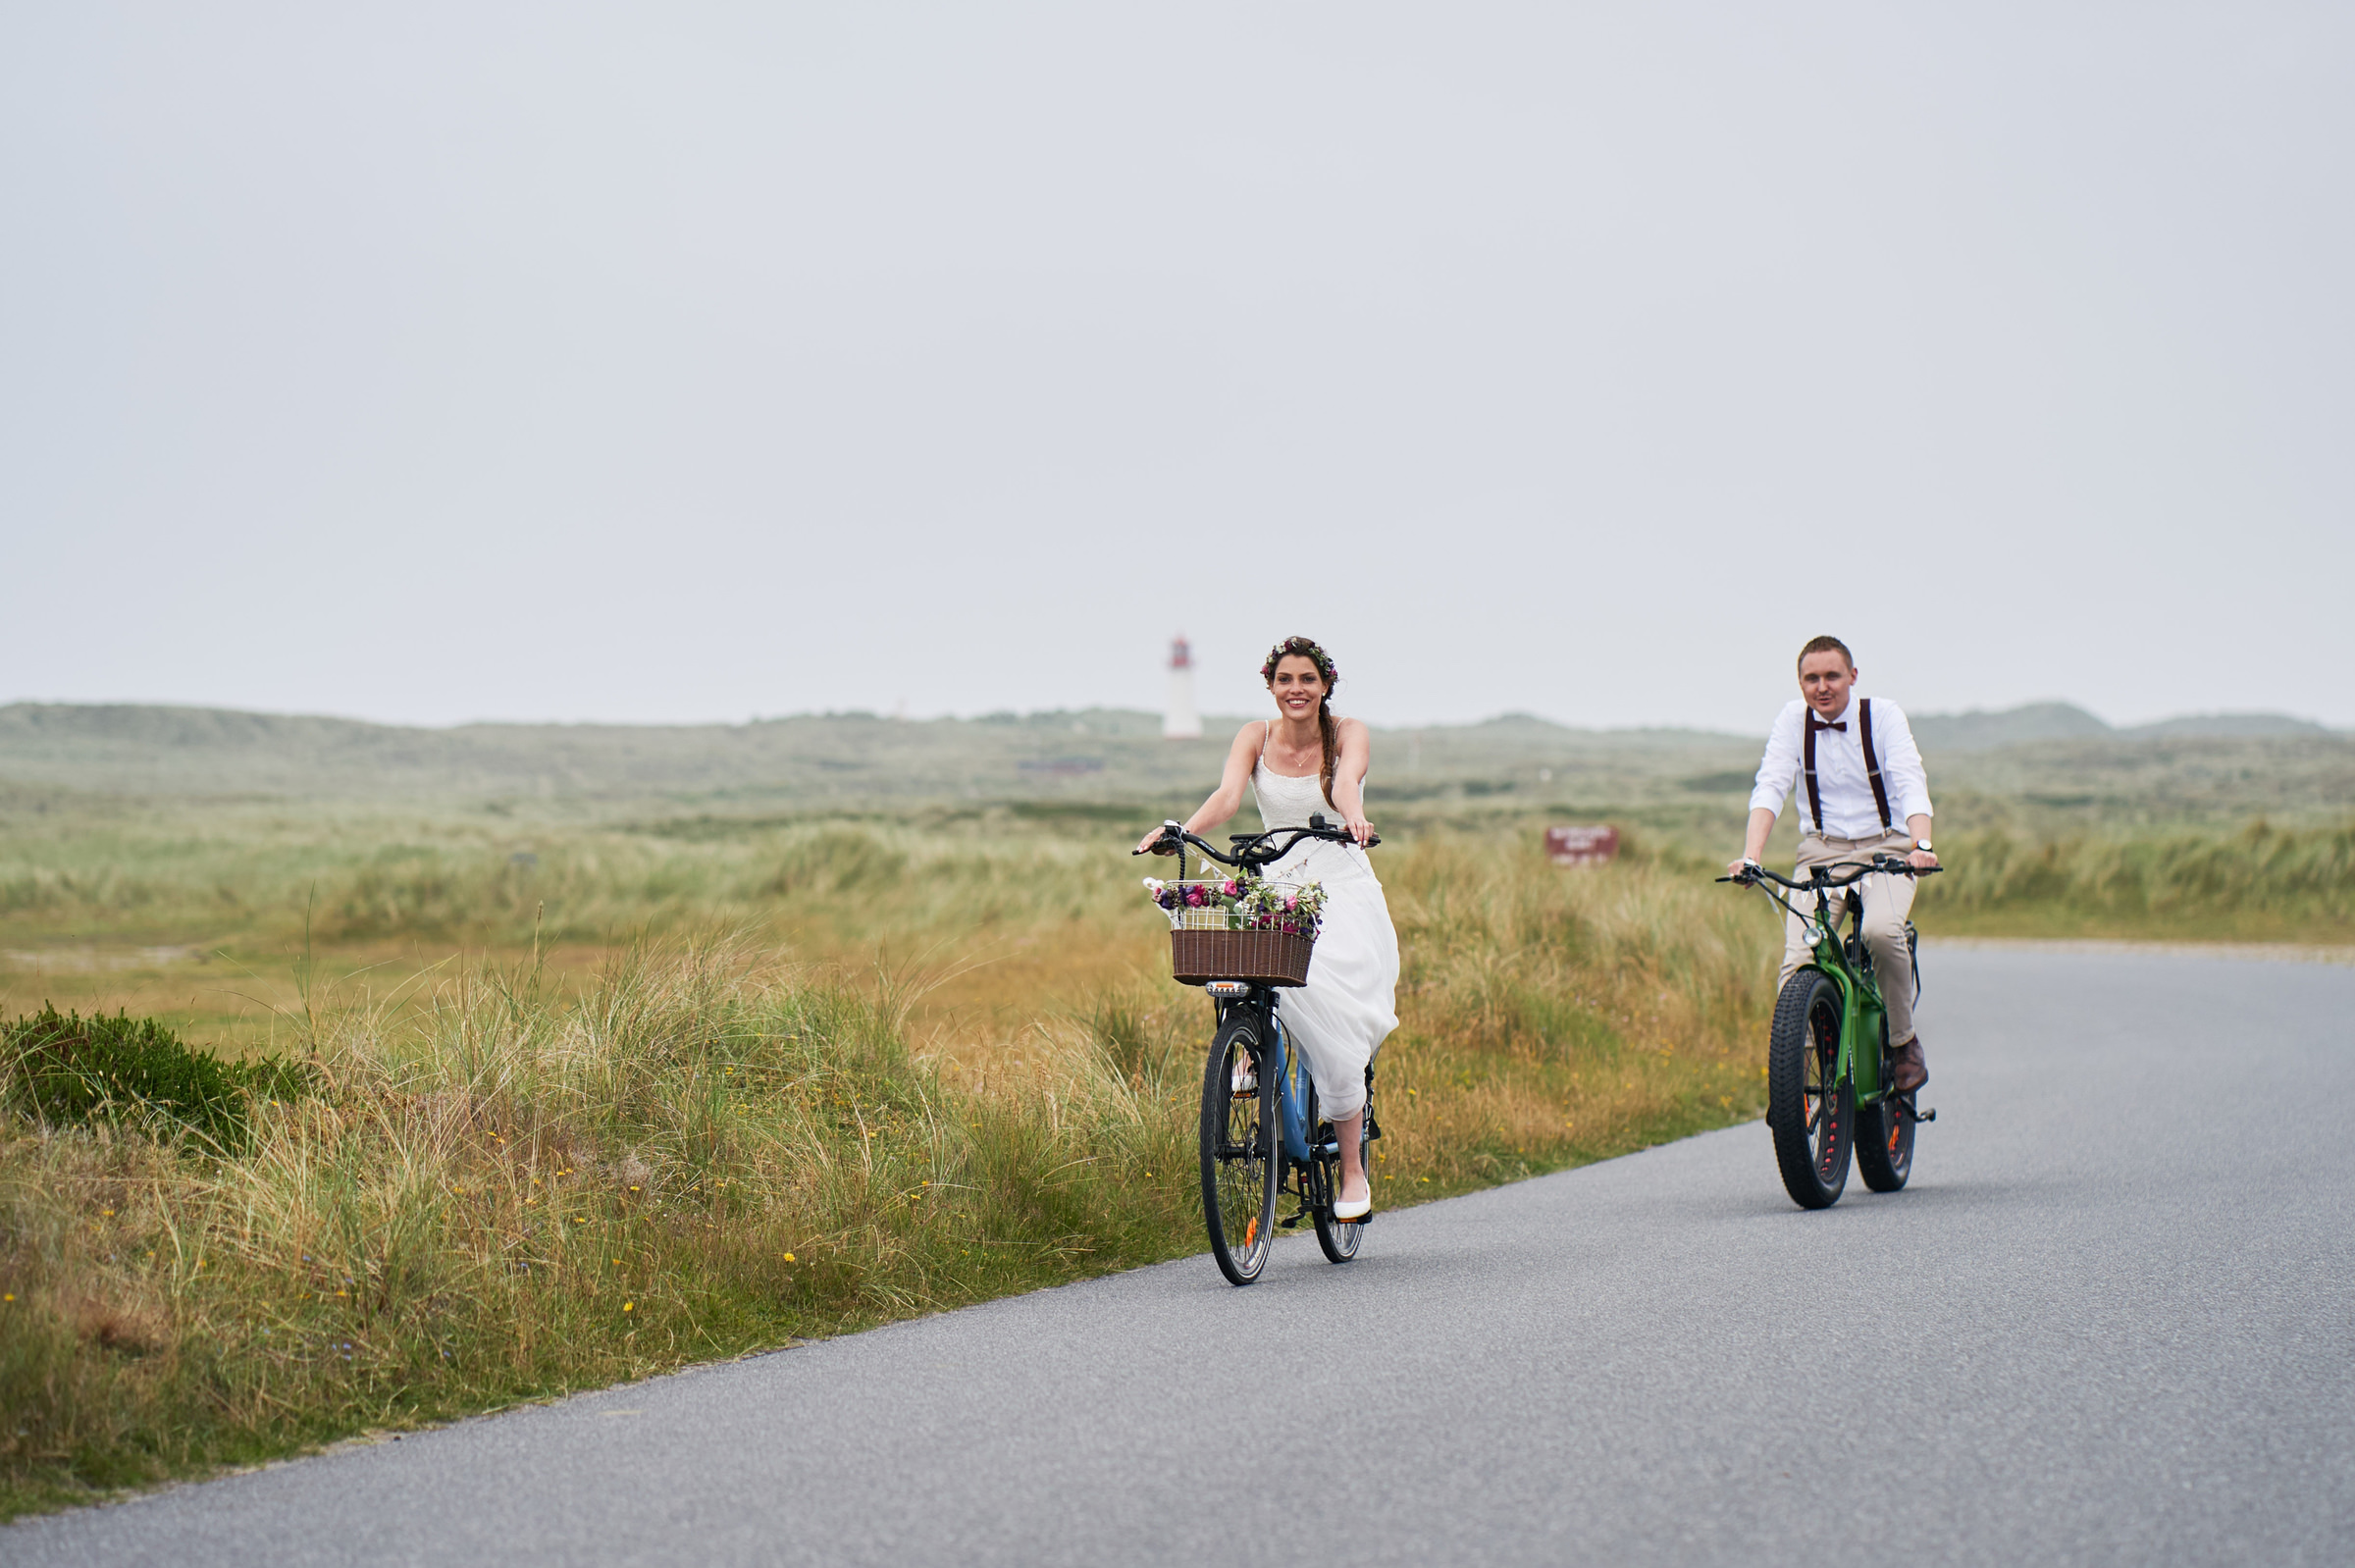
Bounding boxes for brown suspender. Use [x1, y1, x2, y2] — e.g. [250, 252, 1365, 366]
[1858, 699, 1894, 832]
[1802, 699, 1894, 836]
[1802, 714, 1824, 838]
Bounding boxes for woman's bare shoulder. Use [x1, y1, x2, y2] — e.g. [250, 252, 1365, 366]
[1336, 715, 1372, 742]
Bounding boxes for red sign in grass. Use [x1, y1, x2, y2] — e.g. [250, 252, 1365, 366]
[1545, 825, 1619, 866]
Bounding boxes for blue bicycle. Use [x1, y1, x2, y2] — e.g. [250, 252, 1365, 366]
[1138, 817, 1380, 1285]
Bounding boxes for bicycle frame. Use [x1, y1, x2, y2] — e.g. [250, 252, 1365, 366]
[1738, 863, 1899, 1105]
[1214, 987, 1317, 1165]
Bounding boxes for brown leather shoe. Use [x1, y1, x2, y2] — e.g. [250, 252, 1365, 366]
[1891, 1035, 1928, 1094]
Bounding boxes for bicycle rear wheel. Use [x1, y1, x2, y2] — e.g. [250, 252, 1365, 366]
[1768, 969, 1854, 1210]
[1201, 1016, 1281, 1284]
[1856, 1019, 1916, 1193]
[1311, 1071, 1373, 1264]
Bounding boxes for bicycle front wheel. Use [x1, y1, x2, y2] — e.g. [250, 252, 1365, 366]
[1767, 969, 1854, 1210]
[1201, 1016, 1281, 1285]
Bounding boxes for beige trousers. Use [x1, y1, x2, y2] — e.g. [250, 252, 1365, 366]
[1777, 830, 1920, 1045]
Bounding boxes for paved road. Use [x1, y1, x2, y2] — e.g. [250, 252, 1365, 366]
[13, 948, 2353, 1567]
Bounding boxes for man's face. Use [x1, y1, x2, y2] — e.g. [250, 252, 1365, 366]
[1798, 652, 1856, 716]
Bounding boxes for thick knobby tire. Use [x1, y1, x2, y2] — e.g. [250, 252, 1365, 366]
[1767, 969, 1854, 1210]
[1200, 1018, 1281, 1285]
[1855, 1017, 1916, 1193]
[1310, 1075, 1369, 1265]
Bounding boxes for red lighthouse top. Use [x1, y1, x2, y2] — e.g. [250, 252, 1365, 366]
[1169, 636, 1192, 670]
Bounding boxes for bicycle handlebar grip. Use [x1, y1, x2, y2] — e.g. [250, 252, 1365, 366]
[1131, 822, 1185, 857]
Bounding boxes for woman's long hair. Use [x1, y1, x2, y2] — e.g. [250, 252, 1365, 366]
[1316, 695, 1338, 808]
[1260, 635, 1341, 807]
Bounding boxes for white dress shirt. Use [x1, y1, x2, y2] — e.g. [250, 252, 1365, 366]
[1749, 696, 1934, 839]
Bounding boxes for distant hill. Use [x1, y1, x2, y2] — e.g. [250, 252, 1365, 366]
[2120, 712, 2332, 740]
[1910, 702, 2330, 753]
[0, 703, 1757, 804]
[1910, 703, 2113, 752]
[0, 700, 2338, 809]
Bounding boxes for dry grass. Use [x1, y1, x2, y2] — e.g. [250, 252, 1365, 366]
[2, 817, 1779, 1519]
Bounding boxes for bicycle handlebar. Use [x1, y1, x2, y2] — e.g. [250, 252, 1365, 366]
[1715, 854, 1940, 890]
[1132, 814, 1378, 866]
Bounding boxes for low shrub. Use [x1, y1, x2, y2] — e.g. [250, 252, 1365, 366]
[3, 1008, 306, 1155]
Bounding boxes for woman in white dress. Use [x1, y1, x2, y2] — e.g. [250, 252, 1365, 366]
[1134, 636, 1401, 1220]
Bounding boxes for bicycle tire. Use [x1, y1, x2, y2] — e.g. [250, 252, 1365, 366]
[1309, 1075, 1369, 1264]
[1201, 1016, 1281, 1284]
[1767, 969, 1854, 1210]
[1855, 1017, 1916, 1192]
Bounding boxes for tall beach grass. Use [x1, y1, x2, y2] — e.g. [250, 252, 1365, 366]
[2, 827, 1778, 1518]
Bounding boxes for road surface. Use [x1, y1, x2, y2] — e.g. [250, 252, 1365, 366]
[12, 946, 2352, 1566]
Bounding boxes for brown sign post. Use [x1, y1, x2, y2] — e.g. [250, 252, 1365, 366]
[1544, 825, 1620, 866]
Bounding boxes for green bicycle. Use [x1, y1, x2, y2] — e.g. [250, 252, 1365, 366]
[1721, 854, 1938, 1209]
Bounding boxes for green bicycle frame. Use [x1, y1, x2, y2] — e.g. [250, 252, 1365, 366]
[1794, 892, 1892, 1105]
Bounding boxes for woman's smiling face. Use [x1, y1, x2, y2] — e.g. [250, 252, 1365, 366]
[1267, 653, 1328, 720]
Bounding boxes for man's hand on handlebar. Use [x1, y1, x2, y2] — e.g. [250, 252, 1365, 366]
[1905, 846, 1941, 872]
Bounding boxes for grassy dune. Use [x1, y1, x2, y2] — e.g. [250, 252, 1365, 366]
[1, 819, 1776, 1518]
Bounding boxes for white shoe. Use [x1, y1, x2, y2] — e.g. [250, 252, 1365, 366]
[1333, 1190, 1371, 1222]
[1230, 1061, 1257, 1095]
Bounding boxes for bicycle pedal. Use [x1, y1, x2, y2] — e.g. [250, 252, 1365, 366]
[1913, 1106, 1937, 1123]
[1279, 1212, 1308, 1229]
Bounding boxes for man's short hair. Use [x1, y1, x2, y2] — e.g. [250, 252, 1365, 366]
[1797, 635, 1855, 672]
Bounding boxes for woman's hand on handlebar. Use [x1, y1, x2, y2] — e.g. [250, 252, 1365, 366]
[1723, 857, 1760, 882]
[1344, 813, 1375, 848]
[1133, 822, 1181, 857]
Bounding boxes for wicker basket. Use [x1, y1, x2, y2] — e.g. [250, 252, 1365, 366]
[1171, 928, 1315, 987]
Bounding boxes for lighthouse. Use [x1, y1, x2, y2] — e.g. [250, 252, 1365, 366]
[1163, 635, 1202, 739]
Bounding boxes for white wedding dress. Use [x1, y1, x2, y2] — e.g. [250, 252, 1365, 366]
[1250, 746, 1400, 1120]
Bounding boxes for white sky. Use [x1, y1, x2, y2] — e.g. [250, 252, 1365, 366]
[4, 3, 2349, 733]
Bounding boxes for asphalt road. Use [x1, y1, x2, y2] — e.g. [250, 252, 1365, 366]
[12, 947, 2353, 1567]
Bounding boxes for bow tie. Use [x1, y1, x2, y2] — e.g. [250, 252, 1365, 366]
[1807, 716, 1847, 732]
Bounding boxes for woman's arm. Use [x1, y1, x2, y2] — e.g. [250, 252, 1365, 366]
[1328, 717, 1376, 845]
[1134, 723, 1264, 854]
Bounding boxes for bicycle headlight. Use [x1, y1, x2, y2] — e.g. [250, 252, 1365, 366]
[1204, 981, 1252, 999]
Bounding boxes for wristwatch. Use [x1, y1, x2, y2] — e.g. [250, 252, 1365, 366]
[1913, 839, 1933, 853]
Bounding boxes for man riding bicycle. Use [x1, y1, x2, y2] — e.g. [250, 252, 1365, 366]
[1726, 636, 1940, 1092]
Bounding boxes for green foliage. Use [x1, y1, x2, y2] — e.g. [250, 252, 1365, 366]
[3, 1008, 306, 1154]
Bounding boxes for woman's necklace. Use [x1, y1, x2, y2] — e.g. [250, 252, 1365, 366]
[1268, 717, 1321, 776]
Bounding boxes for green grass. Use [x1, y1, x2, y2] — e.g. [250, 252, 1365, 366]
[1915, 818, 2355, 942]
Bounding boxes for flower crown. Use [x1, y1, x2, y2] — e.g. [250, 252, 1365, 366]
[1260, 635, 1337, 685]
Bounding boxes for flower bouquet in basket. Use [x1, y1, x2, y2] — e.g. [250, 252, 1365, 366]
[1142, 875, 1328, 986]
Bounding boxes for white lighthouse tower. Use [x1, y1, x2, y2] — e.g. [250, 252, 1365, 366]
[1163, 635, 1202, 739]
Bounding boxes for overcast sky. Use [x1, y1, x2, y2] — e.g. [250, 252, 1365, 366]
[4, 3, 2349, 734]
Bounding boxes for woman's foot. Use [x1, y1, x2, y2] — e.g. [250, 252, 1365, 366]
[1333, 1177, 1371, 1222]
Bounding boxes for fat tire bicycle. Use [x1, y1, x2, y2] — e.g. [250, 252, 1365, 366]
[1720, 854, 1938, 1211]
[1139, 816, 1382, 1285]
